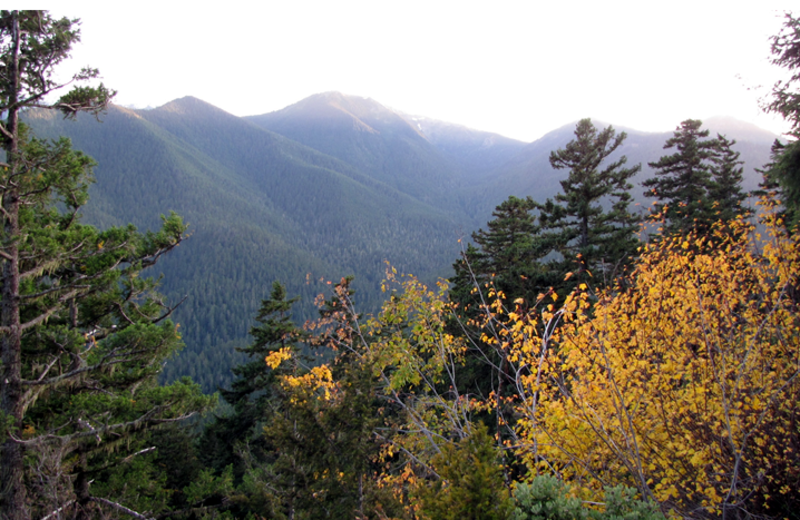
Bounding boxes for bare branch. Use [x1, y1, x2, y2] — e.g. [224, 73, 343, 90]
[91, 497, 154, 520]
[152, 294, 188, 324]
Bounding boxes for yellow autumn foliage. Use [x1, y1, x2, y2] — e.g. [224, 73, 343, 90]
[502, 215, 800, 518]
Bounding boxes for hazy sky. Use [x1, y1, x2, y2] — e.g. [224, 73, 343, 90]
[53, 1, 795, 142]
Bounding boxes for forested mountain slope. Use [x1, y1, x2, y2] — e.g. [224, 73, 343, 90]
[26, 94, 778, 392]
[246, 92, 468, 213]
[26, 99, 465, 390]
[400, 113, 529, 181]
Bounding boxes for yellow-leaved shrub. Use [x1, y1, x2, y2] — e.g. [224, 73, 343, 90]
[503, 215, 800, 518]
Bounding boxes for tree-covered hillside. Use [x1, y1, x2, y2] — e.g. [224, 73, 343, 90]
[27, 99, 468, 390]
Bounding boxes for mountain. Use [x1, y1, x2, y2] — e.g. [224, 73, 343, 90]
[26, 97, 466, 390]
[246, 92, 467, 214]
[25, 93, 778, 391]
[398, 113, 528, 181]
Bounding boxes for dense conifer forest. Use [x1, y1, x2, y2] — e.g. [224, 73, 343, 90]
[2, 9, 800, 520]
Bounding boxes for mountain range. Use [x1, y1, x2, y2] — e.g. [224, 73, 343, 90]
[25, 92, 777, 391]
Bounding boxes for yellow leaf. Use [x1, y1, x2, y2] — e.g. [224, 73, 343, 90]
[265, 347, 293, 369]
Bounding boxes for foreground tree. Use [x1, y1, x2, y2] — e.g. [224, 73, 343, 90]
[415, 425, 512, 520]
[200, 282, 306, 477]
[0, 11, 212, 519]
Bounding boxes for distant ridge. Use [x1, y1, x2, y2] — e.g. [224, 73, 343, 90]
[397, 112, 527, 181]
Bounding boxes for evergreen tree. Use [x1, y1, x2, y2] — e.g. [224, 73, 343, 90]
[0, 11, 212, 520]
[709, 134, 751, 222]
[448, 197, 555, 435]
[540, 118, 641, 284]
[643, 119, 720, 234]
[761, 12, 800, 232]
[451, 196, 555, 310]
[644, 120, 751, 234]
[415, 424, 512, 520]
[757, 139, 800, 231]
[765, 12, 800, 135]
[199, 281, 307, 481]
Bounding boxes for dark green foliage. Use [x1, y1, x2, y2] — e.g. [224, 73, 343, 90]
[416, 424, 512, 520]
[598, 486, 663, 520]
[6, 134, 215, 518]
[644, 120, 752, 234]
[643, 119, 721, 233]
[765, 12, 800, 135]
[512, 476, 584, 520]
[761, 12, 800, 232]
[199, 282, 306, 481]
[224, 282, 307, 406]
[260, 358, 385, 519]
[512, 476, 663, 520]
[455, 196, 556, 307]
[448, 196, 555, 443]
[759, 139, 800, 230]
[709, 134, 751, 222]
[201, 279, 392, 519]
[540, 118, 641, 285]
[0, 11, 114, 125]
[0, 11, 213, 519]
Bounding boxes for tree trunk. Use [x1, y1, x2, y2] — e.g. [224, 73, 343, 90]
[0, 11, 29, 520]
[75, 451, 92, 520]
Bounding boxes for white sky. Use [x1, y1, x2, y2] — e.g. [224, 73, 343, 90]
[51, 1, 795, 142]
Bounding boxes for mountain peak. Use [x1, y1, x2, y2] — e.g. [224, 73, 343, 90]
[272, 91, 401, 131]
[249, 91, 427, 142]
[157, 96, 229, 116]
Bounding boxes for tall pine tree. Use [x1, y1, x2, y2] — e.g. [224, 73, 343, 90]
[199, 281, 307, 482]
[452, 195, 556, 309]
[539, 118, 641, 285]
[645, 120, 752, 234]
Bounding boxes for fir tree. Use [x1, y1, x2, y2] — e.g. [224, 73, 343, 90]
[709, 134, 751, 222]
[199, 281, 307, 479]
[452, 195, 556, 310]
[448, 197, 555, 429]
[757, 139, 800, 231]
[643, 119, 720, 234]
[540, 118, 641, 285]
